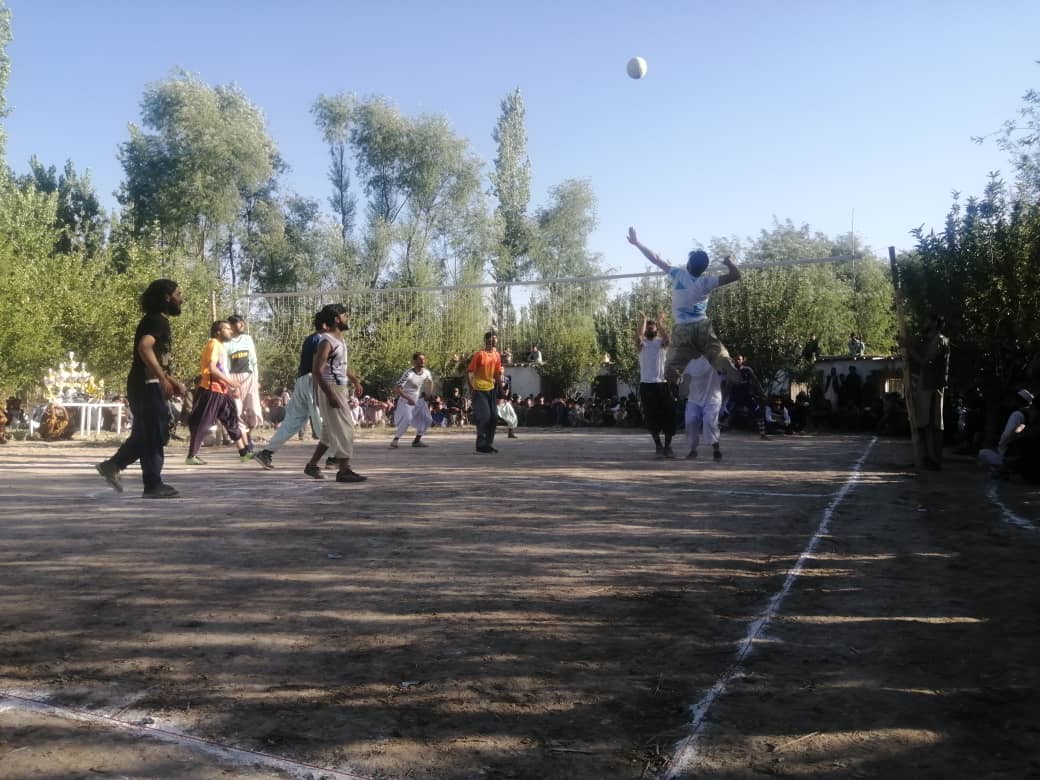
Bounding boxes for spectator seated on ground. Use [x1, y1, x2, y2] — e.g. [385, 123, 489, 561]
[995, 394, 1040, 482]
[764, 396, 793, 435]
[430, 397, 448, 427]
[979, 389, 1034, 472]
[790, 391, 811, 432]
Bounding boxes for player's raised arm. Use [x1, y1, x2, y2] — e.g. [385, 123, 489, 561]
[627, 227, 671, 272]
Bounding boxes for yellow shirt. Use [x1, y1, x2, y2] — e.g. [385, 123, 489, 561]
[198, 338, 228, 393]
[467, 349, 502, 392]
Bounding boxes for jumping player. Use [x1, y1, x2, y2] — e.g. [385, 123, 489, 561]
[627, 227, 743, 384]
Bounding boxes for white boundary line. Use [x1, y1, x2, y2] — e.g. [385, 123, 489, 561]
[0, 689, 371, 780]
[985, 483, 1037, 532]
[660, 436, 877, 779]
[494, 477, 832, 500]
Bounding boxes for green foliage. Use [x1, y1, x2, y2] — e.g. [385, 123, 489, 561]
[312, 93, 357, 246]
[901, 175, 1040, 394]
[594, 276, 671, 386]
[118, 70, 278, 274]
[532, 296, 601, 398]
[707, 219, 895, 383]
[0, 0, 10, 162]
[23, 157, 106, 257]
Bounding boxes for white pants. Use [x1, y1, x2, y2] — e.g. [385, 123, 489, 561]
[266, 374, 321, 452]
[316, 384, 355, 459]
[686, 398, 722, 451]
[394, 397, 432, 438]
[231, 371, 263, 429]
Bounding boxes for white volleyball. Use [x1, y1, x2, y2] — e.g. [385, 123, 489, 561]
[627, 56, 647, 79]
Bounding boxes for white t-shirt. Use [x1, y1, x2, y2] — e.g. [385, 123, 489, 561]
[396, 367, 433, 402]
[225, 333, 258, 374]
[638, 337, 667, 383]
[668, 267, 720, 324]
[316, 332, 348, 385]
[682, 356, 722, 407]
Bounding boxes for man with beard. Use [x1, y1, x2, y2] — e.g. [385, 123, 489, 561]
[96, 279, 186, 498]
[636, 312, 677, 457]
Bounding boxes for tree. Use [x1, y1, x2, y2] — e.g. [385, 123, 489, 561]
[23, 157, 106, 257]
[901, 175, 1040, 436]
[489, 89, 534, 330]
[975, 64, 1040, 198]
[118, 70, 279, 277]
[0, 1, 10, 165]
[312, 93, 357, 247]
[707, 219, 894, 385]
[347, 97, 483, 288]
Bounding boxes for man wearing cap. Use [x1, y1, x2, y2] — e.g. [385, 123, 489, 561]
[468, 331, 503, 453]
[225, 314, 263, 449]
[627, 227, 743, 384]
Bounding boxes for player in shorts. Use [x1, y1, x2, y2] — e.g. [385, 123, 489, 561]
[627, 227, 743, 384]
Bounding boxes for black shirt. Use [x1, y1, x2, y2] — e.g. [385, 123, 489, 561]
[126, 313, 172, 392]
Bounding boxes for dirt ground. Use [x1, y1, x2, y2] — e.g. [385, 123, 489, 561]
[0, 427, 1038, 779]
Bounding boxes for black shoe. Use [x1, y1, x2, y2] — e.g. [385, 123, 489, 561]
[507, 431, 518, 439]
[713, 447, 723, 461]
[304, 464, 325, 479]
[686, 449, 698, 460]
[142, 484, 179, 499]
[476, 445, 494, 453]
[655, 445, 666, 458]
[412, 439, 428, 448]
[254, 450, 274, 470]
[325, 457, 338, 469]
[335, 469, 368, 483]
[95, 461, 123, 493]
[663, 446, 676, 459]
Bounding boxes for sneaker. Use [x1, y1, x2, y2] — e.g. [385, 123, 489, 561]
[185, 455, 207, 466]
[335, 469, 368, 483]
[304, 464, 325, 479]
[142, 484, 179, 499]
[325, 457, 338, 469]
[713, 447, 723, 461]
[411, 440, 428, 448]
[389, 440, 399, 449]
[95, 461, 123, 493]
[507, 431, 518, 439]
[686, 449, 698, 460]
[476, 445, 494, 453]
[760, 433, 771, 441]
[254, 450, 274, 470]
[240, 451, 255, 463]
[663, 446, 676, 459]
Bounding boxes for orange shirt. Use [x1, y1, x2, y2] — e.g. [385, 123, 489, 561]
[467, 349, 502, 392]
[198, 338, 228, 393]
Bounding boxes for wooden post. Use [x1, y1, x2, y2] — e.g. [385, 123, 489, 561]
[889, 246, 922, 470]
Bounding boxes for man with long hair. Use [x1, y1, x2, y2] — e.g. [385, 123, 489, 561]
[96, 279, 186, 498]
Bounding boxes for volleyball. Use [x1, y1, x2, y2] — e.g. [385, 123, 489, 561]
[627, 56, 647, 79]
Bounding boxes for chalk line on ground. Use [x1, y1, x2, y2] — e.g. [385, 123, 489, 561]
[660, 436, 877, 780]
[985, 483, 1037, 532]
[0, 688, 372, 780]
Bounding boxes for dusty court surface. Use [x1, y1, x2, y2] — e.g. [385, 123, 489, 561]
[1, 428, 1038, 779]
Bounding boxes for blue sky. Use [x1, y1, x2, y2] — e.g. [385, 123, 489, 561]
[5, 0, 1038, 274]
